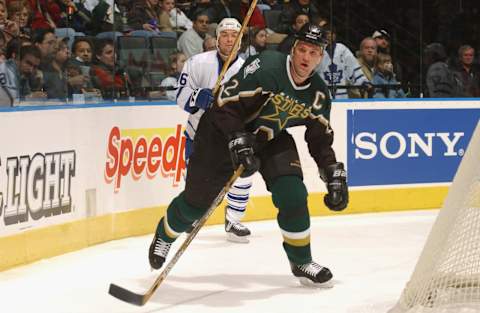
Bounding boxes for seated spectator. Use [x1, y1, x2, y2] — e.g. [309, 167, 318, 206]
[7, 0, 31, 39]
[55, 0, 93, 34]
[90, 38, 130, 99]
[177, 12, 210, 58]
[28, 0, 61, 30]
[203, 36, 216, 51]
[357, 37, 377, 82]
[70, 37, 94, 71]
[260, 0, 283, 11]
[240, 26, 267, 59]
[452, 45, 480, 97]
[239, 0, 265, 29]
[160, 51, 186, 100]
[128, 0, 173, 33]
[1, 45, 46, 100]
[90, 0, 123, 33]
[275, 0, 319, 34]
[188, 0, 230, 24]
[372, 28, 402, 81]
[372, 53, 405, 98]
[316, 29, 370, 99]
[277, 13, 309, 54]
[424, 42, 463, 98]
[33, 28, 57, 63]
[161, 0, 192, 32]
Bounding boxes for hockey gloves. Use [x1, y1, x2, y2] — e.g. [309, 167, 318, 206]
[320, 162, 348, 211]
[192, 88, 214, 111]
[228, 132, 260, 178]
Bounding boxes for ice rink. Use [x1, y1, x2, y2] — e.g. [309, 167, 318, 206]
[0, 210, 438, 313]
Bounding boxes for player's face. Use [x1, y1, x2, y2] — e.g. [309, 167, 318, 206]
[291, 41, 323, 81]
[218, 30, 239, 57]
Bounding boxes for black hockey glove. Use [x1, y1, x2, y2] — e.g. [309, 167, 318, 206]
[228, 132, 260, 178]
[320, 162, 348, 211]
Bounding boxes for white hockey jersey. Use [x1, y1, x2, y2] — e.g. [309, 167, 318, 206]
[316, 42, 369, 99]
[176, 50, 245, 140]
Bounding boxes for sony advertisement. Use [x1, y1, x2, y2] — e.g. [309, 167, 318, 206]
[347, 108, 480, 186]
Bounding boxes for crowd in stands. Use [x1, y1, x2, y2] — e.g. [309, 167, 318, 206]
[0, 0, 478, 106]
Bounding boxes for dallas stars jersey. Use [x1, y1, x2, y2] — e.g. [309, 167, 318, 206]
[213, 50, 337, 169]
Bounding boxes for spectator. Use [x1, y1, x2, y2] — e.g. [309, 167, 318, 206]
[240, 26, 267, 59]
[316, 29, 370, 99]
[424, 42, 463, 98]
[33, 28, 57, 61]
[239, 0, 265, 28]
[275, 0, 319, 34]
[55, 0, 93, 34]
[5, 36, 31, 60]
[372, 28, 402, 81]
[28, 0, 62, 30]
[188, 0, 230, 24]
[7, 0, 31, 39]
[90, 38, 130, 99]
[372, 53, 405, 98]
[277, 13, 309, 54]
[177, 12, 210, 58]
[260, 0, 283, 11]
[1, 45, 46, 100]
[70, 37, 93, 71]
[372, 29, 390, 54]
[203, 36, 216, 51]
[357, 37, 377, 82]
[452, 45, 480, 97]
[161, 0, 192, 32]
[128, 0, 173, 33]
[160, 51, 186, 100]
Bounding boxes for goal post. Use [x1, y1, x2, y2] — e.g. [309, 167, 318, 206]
[389, 120, 480, 313]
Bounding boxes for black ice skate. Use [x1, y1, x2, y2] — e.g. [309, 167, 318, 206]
[148, 233, 172, 270]
[225, 219, 251, 243]
[290, 261, 333, 287]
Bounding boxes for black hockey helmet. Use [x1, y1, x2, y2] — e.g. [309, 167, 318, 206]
[294, 23, 328, 47]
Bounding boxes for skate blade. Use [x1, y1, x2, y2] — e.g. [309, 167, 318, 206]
[298, 277, 334, 288]
[226, 232, 249, 243]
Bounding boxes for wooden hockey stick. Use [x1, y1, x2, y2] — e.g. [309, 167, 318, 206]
[108, 165, 244, 306]
[213, 0, 258, 95]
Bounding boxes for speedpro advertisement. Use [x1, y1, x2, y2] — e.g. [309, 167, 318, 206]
[347, 108, 480, 186]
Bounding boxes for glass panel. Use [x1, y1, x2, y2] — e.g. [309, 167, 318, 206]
[5, 0, 480, 107]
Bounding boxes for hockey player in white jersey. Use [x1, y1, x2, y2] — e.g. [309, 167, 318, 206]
[316, 29, 370, 99]
[175, 18, 252, 243]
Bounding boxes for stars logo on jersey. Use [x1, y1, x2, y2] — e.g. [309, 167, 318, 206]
[243, 58, 260, 78]
[324, 63, 343, 84]
[260, 92, 312, 130]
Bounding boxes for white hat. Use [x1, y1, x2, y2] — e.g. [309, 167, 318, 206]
[372, 29, 391, 40]
[216, 18, 241, 37]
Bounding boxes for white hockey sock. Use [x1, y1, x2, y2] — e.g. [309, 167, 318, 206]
[226, 175, 253, 223]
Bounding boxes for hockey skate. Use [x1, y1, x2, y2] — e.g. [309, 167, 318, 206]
[290, 261, 333, 287]
[225, 219, 251, 243]
[148, 233, 172, 270]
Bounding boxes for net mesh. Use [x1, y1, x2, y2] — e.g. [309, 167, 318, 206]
[389, 122, 480, 313]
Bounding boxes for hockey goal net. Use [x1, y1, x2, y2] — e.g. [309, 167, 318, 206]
[389, 121, 480, 313]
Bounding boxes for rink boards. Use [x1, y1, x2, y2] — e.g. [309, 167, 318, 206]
[0, 99, 479, 270]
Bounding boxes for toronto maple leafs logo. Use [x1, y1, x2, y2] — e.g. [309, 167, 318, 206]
[244, 58, 260, 78]
[323, 63, 343, 84]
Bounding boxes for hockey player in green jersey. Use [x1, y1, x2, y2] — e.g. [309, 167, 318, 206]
[149, 23, 349, 286]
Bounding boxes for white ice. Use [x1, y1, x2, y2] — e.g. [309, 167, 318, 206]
[0, 210, 438, 313]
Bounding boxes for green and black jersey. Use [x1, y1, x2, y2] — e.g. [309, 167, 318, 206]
[212, 50, 337, 168]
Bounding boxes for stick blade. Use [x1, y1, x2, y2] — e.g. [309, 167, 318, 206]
[109, 283, 147, 306]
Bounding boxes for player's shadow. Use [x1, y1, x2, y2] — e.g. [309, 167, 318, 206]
[139, 273, 337, 311]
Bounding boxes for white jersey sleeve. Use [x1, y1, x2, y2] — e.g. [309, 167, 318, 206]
[0, 60, 18, 106]
[176, 50, 245, 140]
